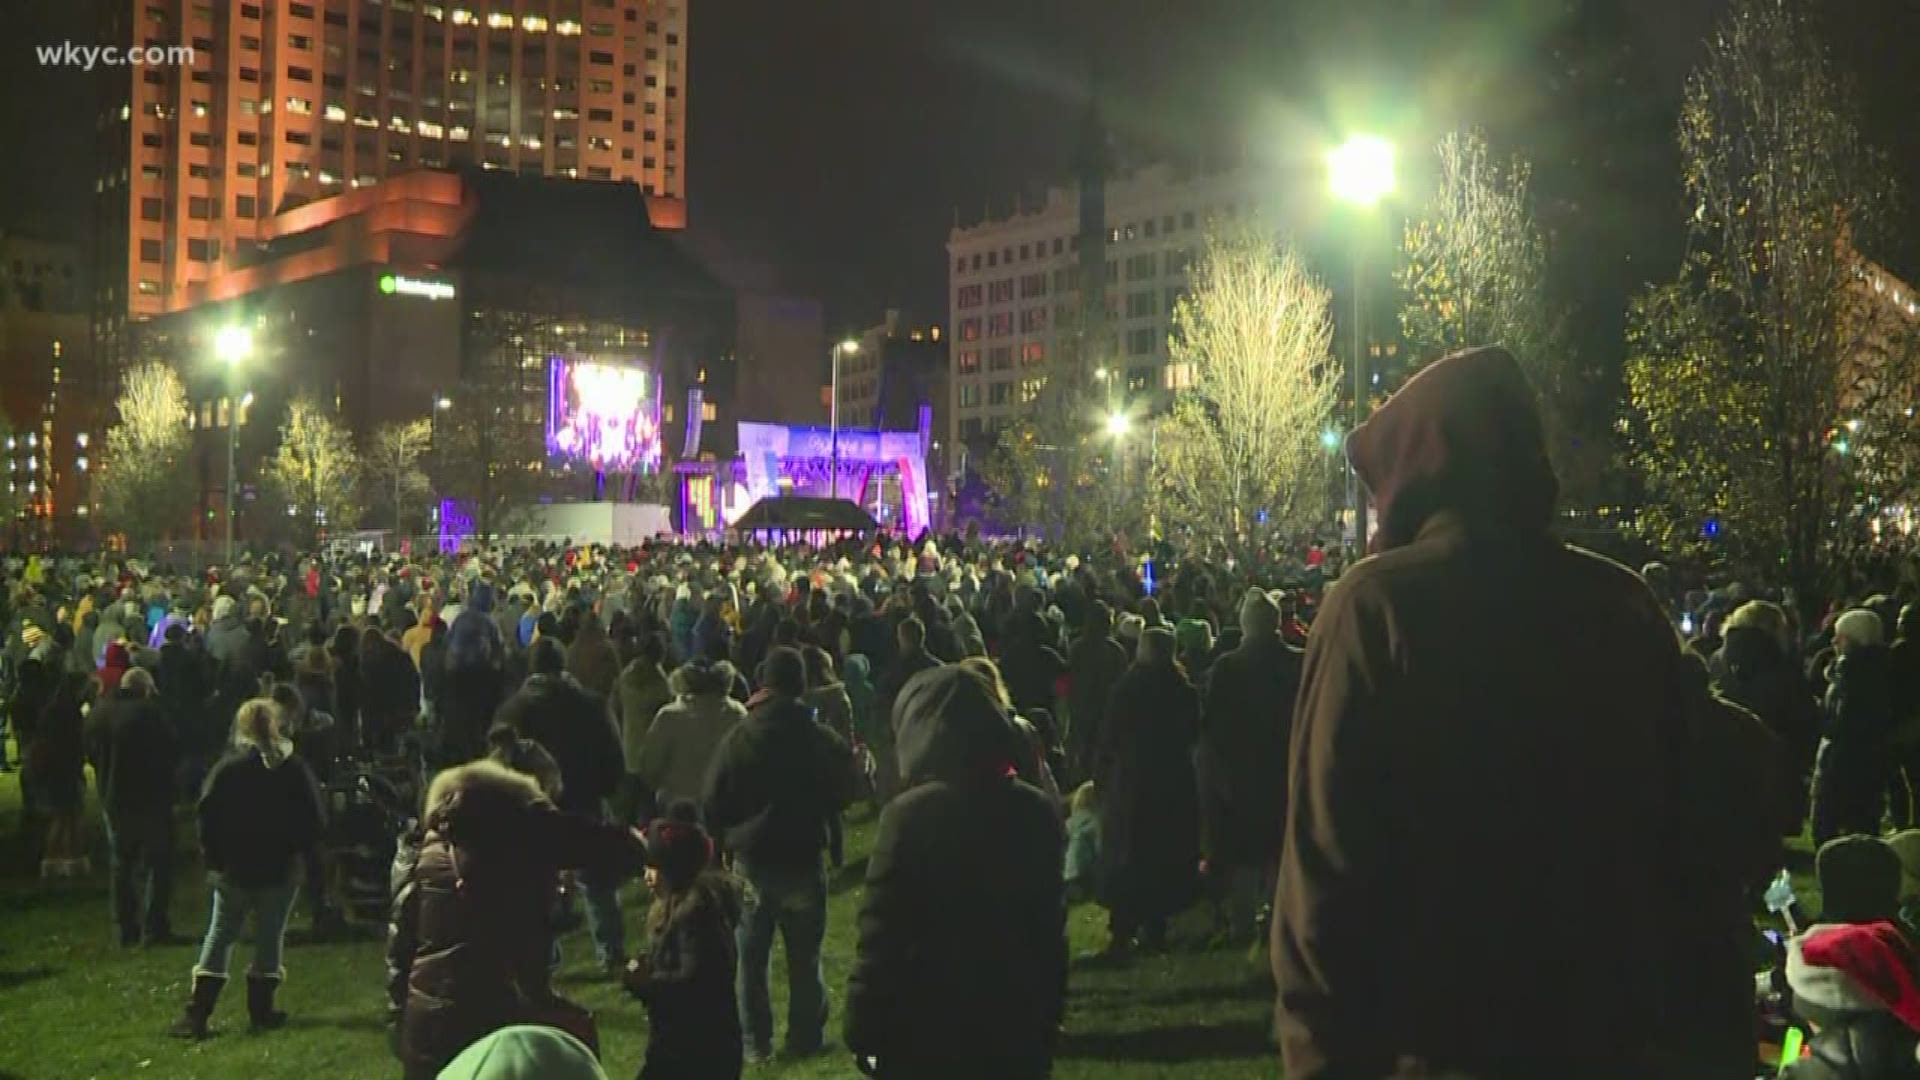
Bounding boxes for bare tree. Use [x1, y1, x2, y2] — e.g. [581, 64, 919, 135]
[94, 361, 194, 549]
[264, 395, 364, 545]
[1150, 222, 1340, 556]
[1622, 0, 1918, 619]
[366, 418, 432, 535]
[1397, 130, 1595, 493]
[981, 367, 1117, 546]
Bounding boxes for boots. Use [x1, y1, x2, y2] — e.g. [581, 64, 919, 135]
[167, 972, 225, 1039]
[246, 972, 288, 1031]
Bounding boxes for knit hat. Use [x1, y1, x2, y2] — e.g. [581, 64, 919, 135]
[1887, 830, 1920, 900]
[20, 623, 44, 648]
[437, 1024, 607, 1080]
[1817, 835, 1902, 924]
[643, 803, 713, 888]
[1240, 587, 1280, 639]
[1174, 617, 1213, 658]
[212, 594, 237, 622]
[1116, 614, 1145, 645]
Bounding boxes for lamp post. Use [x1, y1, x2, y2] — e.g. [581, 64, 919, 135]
[1328, 133, 1394, 549]
[214, 325, 254, 565]
[829, 338, 859, 499]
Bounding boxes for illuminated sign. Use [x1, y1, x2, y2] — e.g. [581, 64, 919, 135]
[378, 272, 456, 301]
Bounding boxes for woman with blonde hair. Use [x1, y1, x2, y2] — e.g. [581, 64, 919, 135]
[170, 697, 325, 1039]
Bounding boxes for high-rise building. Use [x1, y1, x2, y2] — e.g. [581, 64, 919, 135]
[944, 163, 1285, 459]
[93, 0, 689, 369]
[0, 232, 97, 541]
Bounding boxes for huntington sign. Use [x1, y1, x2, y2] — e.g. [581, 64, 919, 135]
[378, 273, 456, 301]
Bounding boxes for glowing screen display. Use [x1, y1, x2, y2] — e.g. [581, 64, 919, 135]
[546, 358, 661, 471]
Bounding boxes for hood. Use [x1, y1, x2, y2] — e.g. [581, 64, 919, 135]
[671, 658, 736, 697]
[1345, 345, 1557, 550]
[467, 581, 496, 615]
[1720, 625, 1785, 676]
[894, 664, 1022, 786]
[102, 642, 132, 669]
[1789, 922, 1920, 1032]
[843, 653, 872, 685]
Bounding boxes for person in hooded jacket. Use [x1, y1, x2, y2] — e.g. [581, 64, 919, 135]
[844, 663, 1065, 1080]
[1714, 599, 1821, 836]
[641, 658, 748, 813]
[702, 647, 854, 1061]
[610, 632, 674, 825]
[1889, 605, 1920, 828]
[1090, 626, 1200, 960]
[359, 627, 422, 753]
[496, 638, 628, 969]
[204, 595, 252, 680]
[1813, 609, 1898, 843]
[385, 757, 645, 1079]
[566, 613, 621, 701]
[86, 667, 182, 946]
[1273, 346, 1782, 1080]
[1197, 587, 1303, 947]
[1065, 602, 1130, 788]
[801, 647, 854, 745]
[170, 698, 325, 1039]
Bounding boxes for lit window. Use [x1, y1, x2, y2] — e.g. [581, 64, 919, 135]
[450, 7, 474, 24]
[286, 96, 313, 115]
[555, 18, 582, 34]
[324, 103, 346, 122]
[486, 11, 514, 29]
[701, 401, 717, 422]
[449, 125, 470, 141]
[418, 119, 444, 138]
[1164, 362, 1196, 391]
[521, 13, 548, 31]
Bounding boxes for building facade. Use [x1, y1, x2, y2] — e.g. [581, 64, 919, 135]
[130, 167, 729, 545]
[0, 234, 97, 543]
[94, 0, 689, 370]
[944, 163, 1286, 460]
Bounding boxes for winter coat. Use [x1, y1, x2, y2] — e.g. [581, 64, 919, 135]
[877, 645, 941, 741]
[1197, 633, 1302, 868]
[440, 659, 506, 764]
[98, 641, 133, 695]
[31, 675, 89, 814]
[565, 619, 620, 700]
[360, 638, 422, 749]
[610, 659, 673, 776]
[668, 600, 699, 663]
[998, 627, 1066, 720]
[85, 687, 177, 820]
[386, 761, 644, 1077]
[1095, 660, 1201, 922]
[642, 675, 747, 812]
[446, 584, 504, 670]
[203, 614, 252, 676]
[197, 744, 324, 889]
[843, 654, 881, 749]
[803, 681, 854, 744]
[630, 875, 745, 1080]
[845, 665, 1065, 1078]
[1715, 625, 1821, 834]
[702, 696, 853, 875]
[157, 638, 213, 751]
[1065, 631, 1129, 784]
[1814, 643, 1898, 843]
[496, 672, 622, 817]
[1276, 347, 1781, 1080]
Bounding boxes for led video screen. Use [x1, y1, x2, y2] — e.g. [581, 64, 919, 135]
[546, 358, 662, 471]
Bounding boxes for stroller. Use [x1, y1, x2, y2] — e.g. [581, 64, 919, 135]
[322, 749, 420, 924]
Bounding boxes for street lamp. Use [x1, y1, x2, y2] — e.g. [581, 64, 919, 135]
[1328, 133, 1394, 548]
[215, 325, 254, 565]
[829, 338, 859, 499]
[1105, 411, 1131, 438]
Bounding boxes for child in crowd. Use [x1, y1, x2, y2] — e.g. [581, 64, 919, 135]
[1065, 781, 1100, 904]
[624, 803, 744, 1080]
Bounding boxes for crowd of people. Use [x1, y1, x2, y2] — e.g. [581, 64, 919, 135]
[4, 344, 1920, 1078]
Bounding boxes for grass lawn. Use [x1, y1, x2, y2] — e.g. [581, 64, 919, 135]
[0, 767, 1279, 1080]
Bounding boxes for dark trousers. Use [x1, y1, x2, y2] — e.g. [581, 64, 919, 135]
[106, 811, 175, 940]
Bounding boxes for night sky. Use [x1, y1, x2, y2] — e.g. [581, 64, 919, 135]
[5, 0, 1918, 351]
